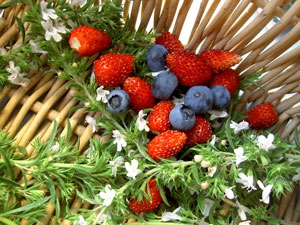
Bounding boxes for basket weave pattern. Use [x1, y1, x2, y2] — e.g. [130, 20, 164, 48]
[0, 0, 300, 224]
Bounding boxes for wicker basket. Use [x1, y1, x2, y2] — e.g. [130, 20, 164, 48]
[1, 0, 300, 224]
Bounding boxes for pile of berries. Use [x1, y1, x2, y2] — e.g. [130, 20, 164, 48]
[69, 26, 278, 214]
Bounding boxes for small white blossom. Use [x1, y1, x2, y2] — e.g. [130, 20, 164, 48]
[96, 86, 109, 103]
[203, 199, 215, 219]
[207, 166, 217, 177]
[201, 182, 209, 190]
[125, 159, 140, 180]
[224, 186, 235, 199]
[208, 110, 228, 120]
[209, 135, 218, 146]
[40, 0, 58, 20]
[161, 207, 182, 222]
[201, 160, 210, 168]
[112, 130, 127, 152]
[256, 134, 275, 152]
[230, 120, 249, 134]
[172, 95, 184, 106]
[109, 156, 124, 177]
[234, 147, 248, 167]
[29, 40, 48, 54]
[136, 110, 149, 132]
[74, 216, 88, 225]
[6, 61, 29, 87]
[257, 180, 273, 204]
[51, 143, 60, 153]
[69, 0, 87, 6]
[99, 185, 116, 206]
[85, 115, 102, 133]
[41, 20, 69, 42]
[236, 200, 250, 221]
[194, 155, 203, 162]
[236, 173, 257, 192]
[239, 220, 251, 225]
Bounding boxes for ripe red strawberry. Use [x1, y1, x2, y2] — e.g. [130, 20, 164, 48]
[69, 25, 111, 56]
[166, 51, 212, 87]
[199, 49, 241, 73]
[186, 117, 212, 146]
[148, 130, 187, 161]
[94, 53, 136, 87]
[155, 32, 184, 54]
[148, 100, 174, 134]
[123, 77, 155, 111]
[209, 69, 239, 96]
[129, 178, 164, 213]
[245, 102, 278, 129]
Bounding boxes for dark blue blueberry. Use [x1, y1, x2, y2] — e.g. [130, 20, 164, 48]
[151, 71, 178, 99]
[184, 86, 213, 114]
[210, 85, 231, 110]
[107, 90, 130, 114]
[169, 105, 196, 131]
[146, 44, 168, 72]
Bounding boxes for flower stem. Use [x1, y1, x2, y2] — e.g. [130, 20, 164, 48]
[0, 217, 18, 225]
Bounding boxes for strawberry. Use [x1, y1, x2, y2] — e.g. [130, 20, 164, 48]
[209, 69, 239, 96]
[199, 49, 241, 73]
[186, 117, 212, 146]
[155, 32, 184, 54]
[123, 77, 155, 111]
[166, 51, 212, 87]
[69, 25, 111, 56]
[129, 178, 164, 213]
[94, 53, 136, 87]
[148, 100, 174, 134]
[148, 130, 187, 161]
[245, 102, 278, 129]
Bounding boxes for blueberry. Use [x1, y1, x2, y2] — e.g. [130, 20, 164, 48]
[169, 105, 196, 131]
[107, 90, 130, 114]
[146, 44, 168, 71]
[151, 71, 178, 99]
[210, 85, 231, 110]
[184, 86, 213, 114]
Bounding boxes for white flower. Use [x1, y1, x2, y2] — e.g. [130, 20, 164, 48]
[203, 198, 215, 219]
[109, 156, 124, 177]
[236, 200, 250, 221]
[96, 86, 109, 103]
[99, 185, 116, 206]
[234, 147, 248, 167]
[112, 130, 127, 152]
[257, 180, 273, 204]
[194, 155, 203, 162]
[256, 134, 275, 152]
[236, 173, 257, 192]
[201, 160, 210, 168]
[6, 61, 29, 87]
[161, 207, 182, 222]
[74, 216, 88, 225]
[208, 110, 228, 120]
[136, 110, 149, 132]
[29, 40, 48, 54]
[40, 0, 58, 20]
[207, 166, 217, 177]
[172, 95, 184, 106]
[85, 115, 102, 133]
[224, 186, 235, 199]
[230, 120, 249, 134]
[41, 20, 69, 42]
[239, 221, 251, 225]
[69, 0, 87, 6]
[125, 159, 140, 180]
[51, 143, 60, 153]
[209, 135, 218, 146]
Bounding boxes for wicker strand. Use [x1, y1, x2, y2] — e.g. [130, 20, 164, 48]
[153, 0, 162, 30]
[137, 0, 155, 32]
[172, 0, 193, 38]
[155, 0, 172, 33]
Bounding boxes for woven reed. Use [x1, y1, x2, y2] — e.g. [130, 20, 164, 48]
[0, 0, 300, 224]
